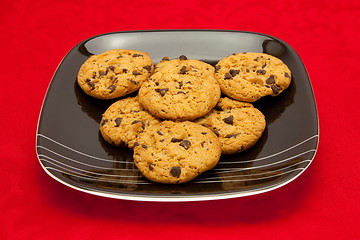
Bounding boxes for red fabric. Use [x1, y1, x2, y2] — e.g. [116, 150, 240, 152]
[1, 0, 359, 239]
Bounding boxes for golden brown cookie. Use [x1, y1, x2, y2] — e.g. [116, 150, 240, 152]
[195, 97, 266, 154]
[215, 52, 292, 102]
[77, 49, 154, 99]
[99, 96, 161, 148]
[138, 55, 221, 121]
[154, 55, 215, 78]
[133, 121, 222, 184]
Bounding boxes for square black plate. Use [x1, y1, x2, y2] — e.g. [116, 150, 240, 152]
[36, 30, 319, 202]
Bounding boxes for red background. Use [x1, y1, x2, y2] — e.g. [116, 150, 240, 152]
[1, 0, 360, 239]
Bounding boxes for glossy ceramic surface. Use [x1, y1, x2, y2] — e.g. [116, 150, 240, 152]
[36, 30, 319, 201]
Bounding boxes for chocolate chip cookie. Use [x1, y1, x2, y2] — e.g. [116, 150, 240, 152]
[77, 49, 154, 99]
[154, 55, 215, 78]
[138, 56, 221, 121]
[195, 97, 266, 154]
[215, 52, 292, 102]
[99, 96, 161, 148]
[133, 121, 222, 184]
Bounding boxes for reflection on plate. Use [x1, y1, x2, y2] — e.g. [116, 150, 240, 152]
[36, 30, 319, 202]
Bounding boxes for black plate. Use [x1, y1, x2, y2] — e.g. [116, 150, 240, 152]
[36, 30, 319, 201]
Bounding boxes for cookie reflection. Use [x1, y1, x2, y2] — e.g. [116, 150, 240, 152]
[60, 132, 141, 192]
[218, 156, 306, 191]
[262, 39, 286, 57]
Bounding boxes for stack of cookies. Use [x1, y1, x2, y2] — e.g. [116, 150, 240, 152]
[77, 49, 292, 184]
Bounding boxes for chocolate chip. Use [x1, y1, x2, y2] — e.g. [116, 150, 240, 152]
[143, 65, 152, 73]
[114, 118, 122, 127]
[284, 72, 291, 78]
[133, 70, 141, 76]
[214, 105, 223, 111]
[179, 66, 187, 74]
[179, 140, 191, 150]
[225, 133, 239, 138]
[178, 81, 183, 88]
[157, 131, 163, 135]
[212, 129, 220, 137]
[88, 81, 95, 89]
[160, 139, 165, 142]
[223, 115, 234, 124]
[262, 63, 267, 68]
[101, 119, 108, 126]
[131, 120, 141, 125]
[177, 91, 186, 94]
[246, 69, 250, 73]
[201, 132, 207, 135]
[131, 120, 145, 128]
[201, 141, 206, 147]
[107, 66, 115, 71]
[171, 138, 182, 143]
[266, 75, 275, 85]
[85, 78, 91, 82]
[229, 69, 240, 77]
[179, 55, 188, 60]
[99, 70, 107, 76]
[142, 145, 148, 149]
[170, 166, 181, 177]
[122, 68, 128, 73]
[271, 85, 282, 94]
[256, 70, 266, 75]
[162, 56, 170, 61]
[133, 54, 143, 57]
[133, 142, 139, 147]
[215, 65, 221, 73]
[224, 73, 232, 79]
[149, 163, 155, 171]
[117, 55, 123, 59]
[155, 88, 169, 97]
[129, 79, 138, 85]
[108, 84, 116, 93]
